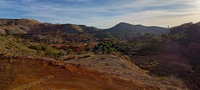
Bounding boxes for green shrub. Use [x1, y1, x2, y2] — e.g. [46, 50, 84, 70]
[29, 44, 61, 58]
[103, 46, 108, 54]
[68, 49, 74, 55]
[94, 41, 117, 54]
[29, 45, 42, 51]
[40, 44, 48, 51]
[45, 47, 58, 57]
[108, 47, 117, 53]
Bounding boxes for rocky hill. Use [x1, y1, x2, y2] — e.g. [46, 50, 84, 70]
[0, 19, 100, 35]
[0, 19, 41, 34]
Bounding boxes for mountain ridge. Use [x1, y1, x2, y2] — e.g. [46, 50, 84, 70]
[0, 19, 167, 40]
[101, 22, 167, 40]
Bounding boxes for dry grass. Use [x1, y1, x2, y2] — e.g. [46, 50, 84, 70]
[122, 55, 131, 62]
[157, 75, 188, 90]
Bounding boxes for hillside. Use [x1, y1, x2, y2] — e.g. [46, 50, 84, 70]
[0, 34, 185, 90]
[0, 19, 100, 35]
[0, 35, 37, 56]
[1, 18, 198, 90]
[0, 19, 41, 34]
[116, 22, 200, 90]
[97, 22, 167, 40]
[0, 54, 183, 90]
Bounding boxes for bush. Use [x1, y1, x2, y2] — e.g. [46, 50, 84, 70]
[45, 49, 58, 57]
[29, 44, 61, 58]
[40, 44, 48, 51]
[108, 47, 117, 53]
[103, 46, 108, 54]
[94, 41, 117, 54]
[29, 45, 42, 51]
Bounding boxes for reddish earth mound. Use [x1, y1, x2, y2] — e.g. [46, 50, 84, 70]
[0, 55, 181, 90]
[0, 56, 145, 90]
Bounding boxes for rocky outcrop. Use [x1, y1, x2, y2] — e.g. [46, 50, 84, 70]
[0, 29, 6, 34]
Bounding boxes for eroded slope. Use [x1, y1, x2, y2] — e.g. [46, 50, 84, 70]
[0, 55, 182, 90]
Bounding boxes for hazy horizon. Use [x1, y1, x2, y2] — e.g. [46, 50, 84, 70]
[0, 0, 200, 29]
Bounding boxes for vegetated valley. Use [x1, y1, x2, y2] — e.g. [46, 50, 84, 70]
[0, 19, 200, 90]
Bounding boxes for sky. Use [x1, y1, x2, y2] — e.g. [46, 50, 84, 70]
[0, 0, 200, 29]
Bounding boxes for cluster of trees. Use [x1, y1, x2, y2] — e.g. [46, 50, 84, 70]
[94, 41, 117, 54]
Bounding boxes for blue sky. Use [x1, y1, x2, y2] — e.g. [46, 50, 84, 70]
[0, 0, 200, 28]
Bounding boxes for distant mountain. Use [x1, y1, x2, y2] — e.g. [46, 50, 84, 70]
[98, 22, 167, 40]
